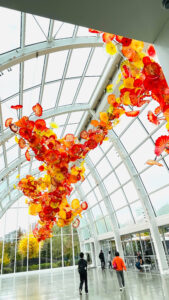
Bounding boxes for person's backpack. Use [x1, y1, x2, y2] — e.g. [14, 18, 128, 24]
[113, 261, 117, 270]
[78, 259, 87, 274]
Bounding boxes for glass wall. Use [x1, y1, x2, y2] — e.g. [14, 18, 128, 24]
[159, 225, 169, 264]
[0, 197, 81, 275]
[121, 231, 159, 271]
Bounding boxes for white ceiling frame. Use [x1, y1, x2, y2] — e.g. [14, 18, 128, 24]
[0, 36, 103, 72]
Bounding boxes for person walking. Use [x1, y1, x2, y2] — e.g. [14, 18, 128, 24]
[78, 252, 88, 295]
[108, 250, 112, 269]
[112, 251, 126, 291]
[99, 250, 105, 270]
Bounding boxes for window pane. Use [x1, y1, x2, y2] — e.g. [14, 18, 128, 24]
[58, 79, 80, 106]
[0, 8, 20, 54]
[92, 205, 102, 220]
[76, 77, 99, 104]
[22, 88, 40, 116]
[116, 207, 134, 228]
[131, 139, 154, 172]
[141, 165, 169, 193]
[130, 201, 145, 223]
[121, 120, 147, 153]
[88, 147, 103, 165]
[3, 240, 15, 274]
[87, 174, 97, 188]
[55, 23, 75, 39]
[6, 146, 18, 165]
[25, 14, 49, 45]
[96, 219, 107, 234]
[74, 233, 80, 265]
[115, 164, 130, 184]
[86, 48, 108, 76]
[81, 179, 92, 196]
[0, 65, 19, 100]
[93, 187, 102, 202]
[104, 216, 112, 232]
[100, 141, 112, 153]
[63, 233, 73, 267]
[96, 158, 112, 179]
[150, 186, 169, 217]
[52, 229, 62, 268]
[123, 181, 138, 203]
[80, 227, 91, 240]
[69, 111, 84, 124]
[113, 115, 132, 136]
[87, 191, 97, 207]
[100, 201, 108, 216]
[24, 56, 44, 89]
[0, 155, 5, 172]
[46, 51, 68, 82]
[110, 189, 127, 210]
[67, 48, 90, 78]
[106, 147, 121, 168]
[103, 173, 119, 194]
[40, 240, 51, 270]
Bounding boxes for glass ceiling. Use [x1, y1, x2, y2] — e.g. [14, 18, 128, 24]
[1, 7, 169, 242]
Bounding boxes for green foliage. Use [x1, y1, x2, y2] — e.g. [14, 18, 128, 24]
[29, 264, 39, 271]
[3, 267, 13, 274]
[16, 266, 27, 272]
[40, 263, 51, 269]
[52, 261, 62, 268]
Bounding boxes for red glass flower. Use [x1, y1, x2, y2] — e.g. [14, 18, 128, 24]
[35, 119, 46, 131]
[147, 111, 160, 125]
[81, 202, 88, 210]
[11, 105, 23, 110]
[5, 118, 13, 128]
[125, 111, 140, 117]
[155, 135, 169, 156]
[18, 138, 26, 149]
[32, 103, 43, 117]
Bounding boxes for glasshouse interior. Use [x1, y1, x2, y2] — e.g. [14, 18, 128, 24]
[0, 1, 169, 299]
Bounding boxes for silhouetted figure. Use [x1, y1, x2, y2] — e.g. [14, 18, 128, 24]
[78, 252, 88, 295]
[99, 250, 105, 270]
[108, 250, 112, 269]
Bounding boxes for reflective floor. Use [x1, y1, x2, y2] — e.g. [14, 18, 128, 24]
[0, 268, 169, 300]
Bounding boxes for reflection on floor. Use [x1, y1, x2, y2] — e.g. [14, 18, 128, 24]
[0, 267, 169, 300]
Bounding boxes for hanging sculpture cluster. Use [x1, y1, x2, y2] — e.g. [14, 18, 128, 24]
[89, 29, 169, 163]
[5, 30, 169, 244]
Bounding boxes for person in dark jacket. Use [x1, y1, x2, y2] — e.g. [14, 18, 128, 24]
[135, 252, 144, 272]
[78, 252, 88, 295]
[99, 250, 105, 269]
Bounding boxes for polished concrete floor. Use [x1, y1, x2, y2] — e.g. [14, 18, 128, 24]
[0, 268, 169, 300]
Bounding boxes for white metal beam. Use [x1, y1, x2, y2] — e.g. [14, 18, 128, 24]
[0, 36, 103, 72]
